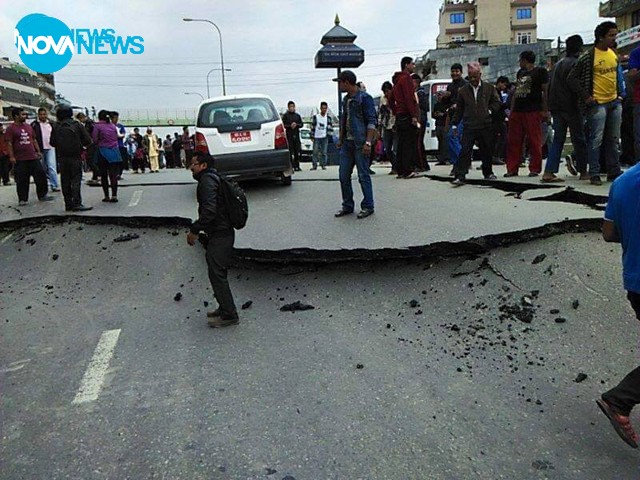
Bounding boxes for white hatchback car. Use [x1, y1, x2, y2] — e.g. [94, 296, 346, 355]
[195, 94, 293, 185]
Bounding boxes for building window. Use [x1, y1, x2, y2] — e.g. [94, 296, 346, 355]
[516, 8, 532, 20]
[450, 13, 465, 24]
[517, 32, 532, 44]
[451, 36, 466, 42]
[479, 57, 489, 66]
[632, 9, 640, 27]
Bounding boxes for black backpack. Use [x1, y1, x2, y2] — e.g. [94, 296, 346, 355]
[218, 175, 248, 230]
[55, 121, 83, 156]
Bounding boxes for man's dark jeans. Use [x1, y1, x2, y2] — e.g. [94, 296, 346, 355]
[14, 159, 48, 202]
[602, 291, 640, 415]
[545, 111, 587, 174]
[396, 115, 417, 177]
[0, 154, 11, 184]
[454, 128, 494, 179]
[287, 134, 301, 170]
[205, 231, 237, 315]
[59, 156, 84, 208]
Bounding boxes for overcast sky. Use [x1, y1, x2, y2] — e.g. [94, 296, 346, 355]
[2, 0, 605, 117]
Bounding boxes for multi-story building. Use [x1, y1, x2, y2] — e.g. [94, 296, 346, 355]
[437, 0, 538, 48]
[0, 57, 56, 121]
[599, 0, 640, 53]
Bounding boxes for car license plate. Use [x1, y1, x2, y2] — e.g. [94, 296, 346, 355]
[230, 131, 251, 143]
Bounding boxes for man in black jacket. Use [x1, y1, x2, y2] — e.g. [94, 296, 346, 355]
[450, 62, 501, 185]
[50, 106, 93, 211]
[282, 101, 303, 171]
[542, 35, 587, 182]
[187, 153, 238, 328]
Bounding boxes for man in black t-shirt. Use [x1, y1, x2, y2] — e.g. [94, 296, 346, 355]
[505, 50, 549, 177]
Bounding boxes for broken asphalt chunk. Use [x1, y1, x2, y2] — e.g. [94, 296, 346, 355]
[574, 373, 588, 383]
[409, 299, 420, 308]
[113, 233, 140, 243]
[532, 254, 547, 265]
[280, 301, 314, 312]
[174, 292, 183, 302]
[572, 299, 580, 309]
[241, 300, 253, 310]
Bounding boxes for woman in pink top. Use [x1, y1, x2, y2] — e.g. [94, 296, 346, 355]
[92, 110, 122, 202]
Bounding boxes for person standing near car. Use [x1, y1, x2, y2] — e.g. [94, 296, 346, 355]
[282, 101, 303, 171]
[450, 62, 502, 186]
[31, 107, 60, 192]
[391, 57, 420, 178]
[333, 70, 377, 219]
[187, 152, 239, 328]
[6, 108, 53, 206]
[311, 101, 332, 170]
[50, 105, 93, 212]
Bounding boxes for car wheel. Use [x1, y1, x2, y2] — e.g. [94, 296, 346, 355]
[281, 174, 292, 186]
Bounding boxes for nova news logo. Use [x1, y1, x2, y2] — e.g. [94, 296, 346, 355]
[14, 13, 145, 74]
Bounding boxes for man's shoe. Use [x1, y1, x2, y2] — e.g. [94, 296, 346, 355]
[39, 195, 54, 201]
[484, 174, 497, 180]
[528, 172, 540, 177]
[206, 308, 222, 318]
[3, 181, 12, 186]
[321, 166, 326, 170]
[369, 169, 376, 174]
[311, 167, 317, 170]
[357, 208, 374, 219]
[565, 154, 578, 176]
[449, 168, 455, 177]
[579, 172, 590, 181]
[451, 178, 465, 187]
[503, 172, 518, 178]
[596, 399, 639, 448]
[86, 179, 100, 186]
[590, 176, 602, 186]
[334, 209, 353, 217]
[72, 205, 93, 212]
[18, 200, 28, 206]
[51, 187, 60, 192]
[208, 312, 239, 328]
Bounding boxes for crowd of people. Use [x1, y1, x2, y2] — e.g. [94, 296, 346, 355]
[0, 106, 200, 209]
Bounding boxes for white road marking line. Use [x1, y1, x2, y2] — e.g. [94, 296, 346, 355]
[0, 359, 31, 373]
[72, 329, 121, 405]
[0, 233, 13, 245]
[128, 190, 143, 207]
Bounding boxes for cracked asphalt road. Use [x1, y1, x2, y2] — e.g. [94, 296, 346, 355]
[1, 162, 637, 479]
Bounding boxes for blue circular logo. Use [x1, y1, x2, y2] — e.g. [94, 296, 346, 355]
[14, 14, 73, 74]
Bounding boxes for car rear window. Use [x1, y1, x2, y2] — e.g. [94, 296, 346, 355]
[198, 98, 280, 129]
[300, 129, 311, 139]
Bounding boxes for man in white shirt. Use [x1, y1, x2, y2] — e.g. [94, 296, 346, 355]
[31, 107, 59, 191]
[311, 101, 332, 170]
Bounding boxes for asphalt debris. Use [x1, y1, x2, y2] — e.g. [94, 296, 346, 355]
[554, 317, 567, 323]
[572, 299, 580, 309]
[356, 364, 364, 369]
[532, 254, 547, 265]
[574, 373, 588, 383]
[241, 300, 253, 310]
[280, 301, 315, 312]
[25, 238, 36, 246]
[409, 299, 420, 308]
[52, 254, 59, 261]
[174, 292, 183, 302]
[113, 233, 140, 243]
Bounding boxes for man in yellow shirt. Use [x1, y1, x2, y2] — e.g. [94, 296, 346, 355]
[568, 21, 624, 186]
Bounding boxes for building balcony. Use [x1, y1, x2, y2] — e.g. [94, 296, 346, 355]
[511, 0, 537, 6]
[511, 23, 537, 31]
[446, 26, 471, 35]
[600, 0, 639, 17]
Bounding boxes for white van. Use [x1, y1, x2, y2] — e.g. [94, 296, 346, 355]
[421, 79, 452, 155]
[195, 94, 293, 185]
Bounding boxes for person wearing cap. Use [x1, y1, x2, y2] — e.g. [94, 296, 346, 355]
[390, 57, 420, 178]
[333, 70, 377, 219]
[450, 62, 501, 186]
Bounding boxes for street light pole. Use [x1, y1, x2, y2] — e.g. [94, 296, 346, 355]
[184, 92, 204, 101]
[183, 18, 227, 95]
[206, 67, 232, 98]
